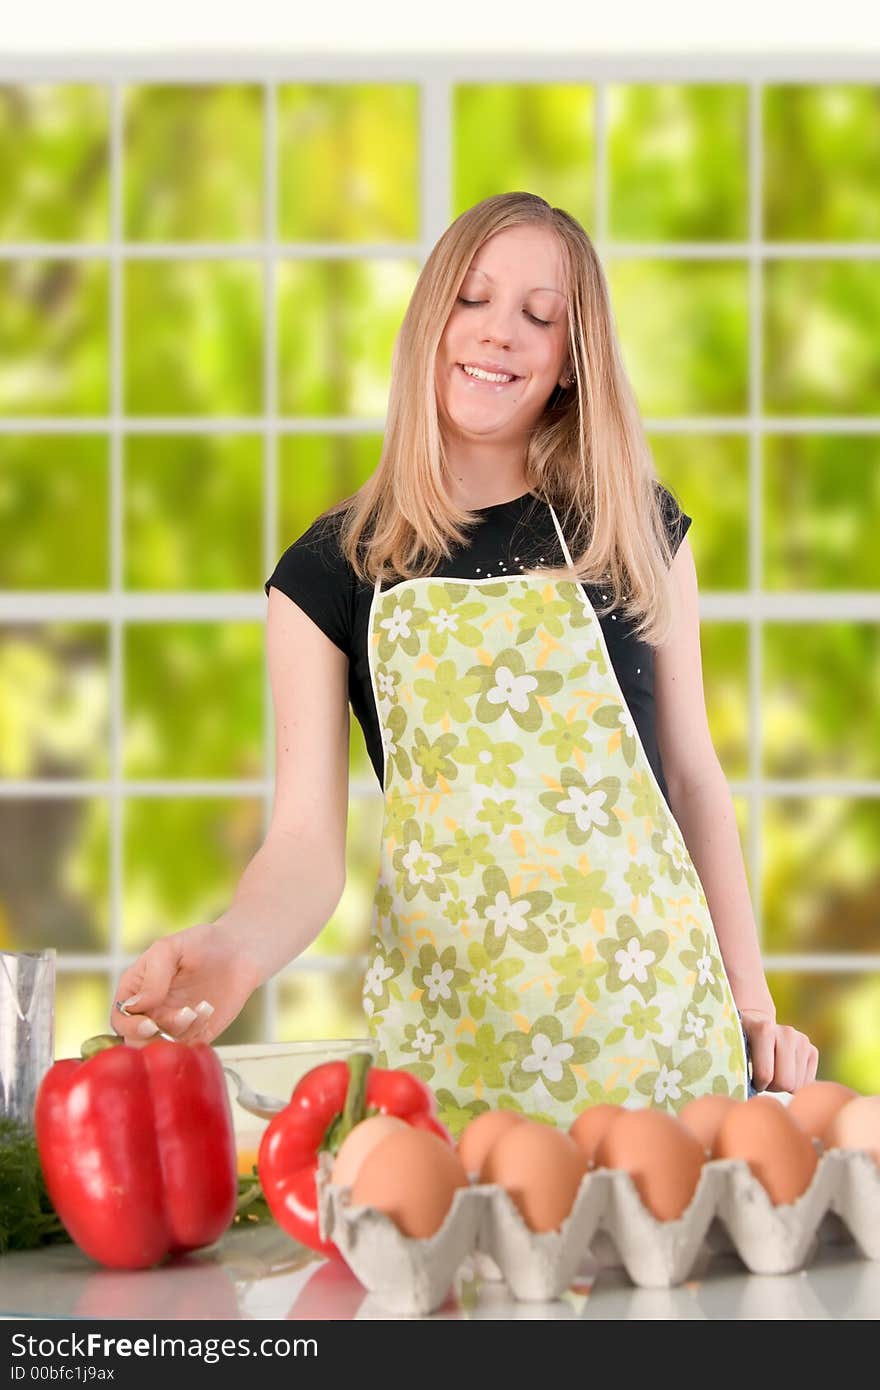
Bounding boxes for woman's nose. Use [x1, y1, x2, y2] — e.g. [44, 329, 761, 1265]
[477, 300, 521, 344]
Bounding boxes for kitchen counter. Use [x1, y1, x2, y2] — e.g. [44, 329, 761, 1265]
[0, 1225, 877, 1320]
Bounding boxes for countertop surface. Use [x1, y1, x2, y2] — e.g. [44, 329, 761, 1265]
[1, 1224, 877, 1320]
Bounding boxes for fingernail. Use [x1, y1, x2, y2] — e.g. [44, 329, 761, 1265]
[122, 994, 142, 1009]
[194, 1000, 215, 1018]
[137, 1018, 159, 1038]
[173, 1006, 198, 1029]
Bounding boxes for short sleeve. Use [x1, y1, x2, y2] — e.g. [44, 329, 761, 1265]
[656, 483, 692, 564]
[264, 513, 353, 656]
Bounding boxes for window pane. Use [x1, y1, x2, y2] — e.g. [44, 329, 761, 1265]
[0, 84, 109, 241]
[764, 85, 880, 240]
[304, 794, 381, 959]
[764, 435, 880, 590]
[701, 622, 750, 783]
[766, 969, 880, 1093]
[649, 434, 749, 589]
[124, 84, 263, 241]
[763, 796, 880, 953]
[55, 972, 112, 1061]
[607, 260, 748, 415]
[277, 432, 379, 546]
[0, 260, 109, 414]
[0, 436, 109, 589]
[609, 83, 748, 241]
[453, 84, 595, 227]
[125, 435, 263, 590]
[124, 261, 262, 415]
[0, 798, 109, 953]
[277, 257, 418, 416]
[122, 795, 263, 951]
[124, 622, 264, 778]
[277, 963, 371, 1041]
[277, 433, 380, 785]
[764, 261, 880, 414]
[0, 623, 109, 779]
[278, 84, 419, 241]
[763, 624, 880, 781]
[6, 70, 877, 1065]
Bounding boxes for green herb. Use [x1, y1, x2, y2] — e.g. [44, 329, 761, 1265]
[0, 1117, 275, 1255]
[233, 1166, 275, 1226]
[0, 1116, 71, 1254]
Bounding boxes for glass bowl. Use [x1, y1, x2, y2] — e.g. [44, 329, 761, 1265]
[213, 1038, 379, 1173]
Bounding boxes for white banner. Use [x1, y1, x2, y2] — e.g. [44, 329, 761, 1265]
[3, 0, 880, 55]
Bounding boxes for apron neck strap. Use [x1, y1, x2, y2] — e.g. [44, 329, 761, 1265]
[548, 502, 575, 568]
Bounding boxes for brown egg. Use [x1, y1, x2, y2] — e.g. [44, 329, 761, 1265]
[481, 1121, 589, 1233]
[678, 1095, 741, 1153]
[350, 1126, 469, 1238]
[594, 1109, 706, 1221]
[713, 1093, 818, 1204]
[457, 1109, 526, 1176]
[787, 1080, 860, 1146]
[568, 1103, 623, 1165]
[824, 1094, 880, 1165]
[332, 1114, 408, 1187]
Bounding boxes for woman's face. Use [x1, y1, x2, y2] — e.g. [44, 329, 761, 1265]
[435, 224, 571, 444]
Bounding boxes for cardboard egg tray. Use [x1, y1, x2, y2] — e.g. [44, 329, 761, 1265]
[316, 1148, 880, 1316]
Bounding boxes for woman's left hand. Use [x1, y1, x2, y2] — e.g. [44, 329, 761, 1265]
[740, 1009, 819, 1094]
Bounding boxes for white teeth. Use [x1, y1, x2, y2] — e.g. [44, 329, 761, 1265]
[461, 364, 516, 383]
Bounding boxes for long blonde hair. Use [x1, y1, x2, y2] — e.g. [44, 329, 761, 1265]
[322, 191, 682, 647]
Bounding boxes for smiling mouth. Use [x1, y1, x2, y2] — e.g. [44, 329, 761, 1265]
[456, 363, 522, 389]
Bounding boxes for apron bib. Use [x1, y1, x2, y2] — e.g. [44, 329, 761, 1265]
[363, 503, 748, 1139]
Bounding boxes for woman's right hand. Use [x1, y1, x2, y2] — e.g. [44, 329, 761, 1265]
[109, 921, 264, 1046]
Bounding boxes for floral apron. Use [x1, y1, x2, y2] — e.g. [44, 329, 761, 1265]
[362, 504, 748, 1140]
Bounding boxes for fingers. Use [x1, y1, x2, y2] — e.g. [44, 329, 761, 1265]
[111, 941, 178, 1041]
[757, 1025, 819, 1094]
[805, 1043, 820, 1087]
[110, 937, 218, 1046]
[790, 1041, 820, 1091]
[159, 999, 216, 1043]
[178, 1000, 226, 1046]
[747, 1017, 777, 1093]
[115, 997, 216, 1046]
[124, 939, 181, 1017]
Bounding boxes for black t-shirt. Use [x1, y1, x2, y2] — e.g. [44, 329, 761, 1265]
[264, 486, 692, 811]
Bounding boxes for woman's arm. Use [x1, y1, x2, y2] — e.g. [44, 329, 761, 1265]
[654, 540, 819, 1090]
[110, 588, 351, 1043]
[664, 761, 775, 1014]
[654, 539, 773, 1010]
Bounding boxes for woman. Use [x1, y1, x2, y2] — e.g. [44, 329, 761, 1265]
[111, 192, 818, 1133]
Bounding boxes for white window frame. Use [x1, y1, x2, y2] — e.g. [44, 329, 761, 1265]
[2, 53, 880, 1039]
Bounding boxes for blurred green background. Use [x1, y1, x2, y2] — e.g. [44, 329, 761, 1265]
[0, 80, 878, 1086]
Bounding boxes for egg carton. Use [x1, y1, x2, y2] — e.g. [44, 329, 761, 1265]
[315, 1148, 880, 1316]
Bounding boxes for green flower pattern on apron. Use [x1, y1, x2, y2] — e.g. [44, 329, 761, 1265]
[363, 509, 748, 1139]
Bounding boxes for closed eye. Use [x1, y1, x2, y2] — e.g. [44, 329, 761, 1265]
[456, 297, 553, 328]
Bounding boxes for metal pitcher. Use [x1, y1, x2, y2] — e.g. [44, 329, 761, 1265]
[0, 949, 56, 1129]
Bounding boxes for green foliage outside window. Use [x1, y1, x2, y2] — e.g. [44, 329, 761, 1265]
[0, 79, 877, 1081]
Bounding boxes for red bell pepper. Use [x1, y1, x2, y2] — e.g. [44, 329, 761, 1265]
[35, 1036, 238, 1270]
[258, 1052, 451, 1259]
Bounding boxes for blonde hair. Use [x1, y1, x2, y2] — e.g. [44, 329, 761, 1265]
[322, 191, 682, 647]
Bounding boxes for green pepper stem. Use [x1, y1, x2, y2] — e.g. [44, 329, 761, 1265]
[235, 1176, 265, 1216]
[332, 1051, 373, 1151]
[80, 1034, 124, 1059]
